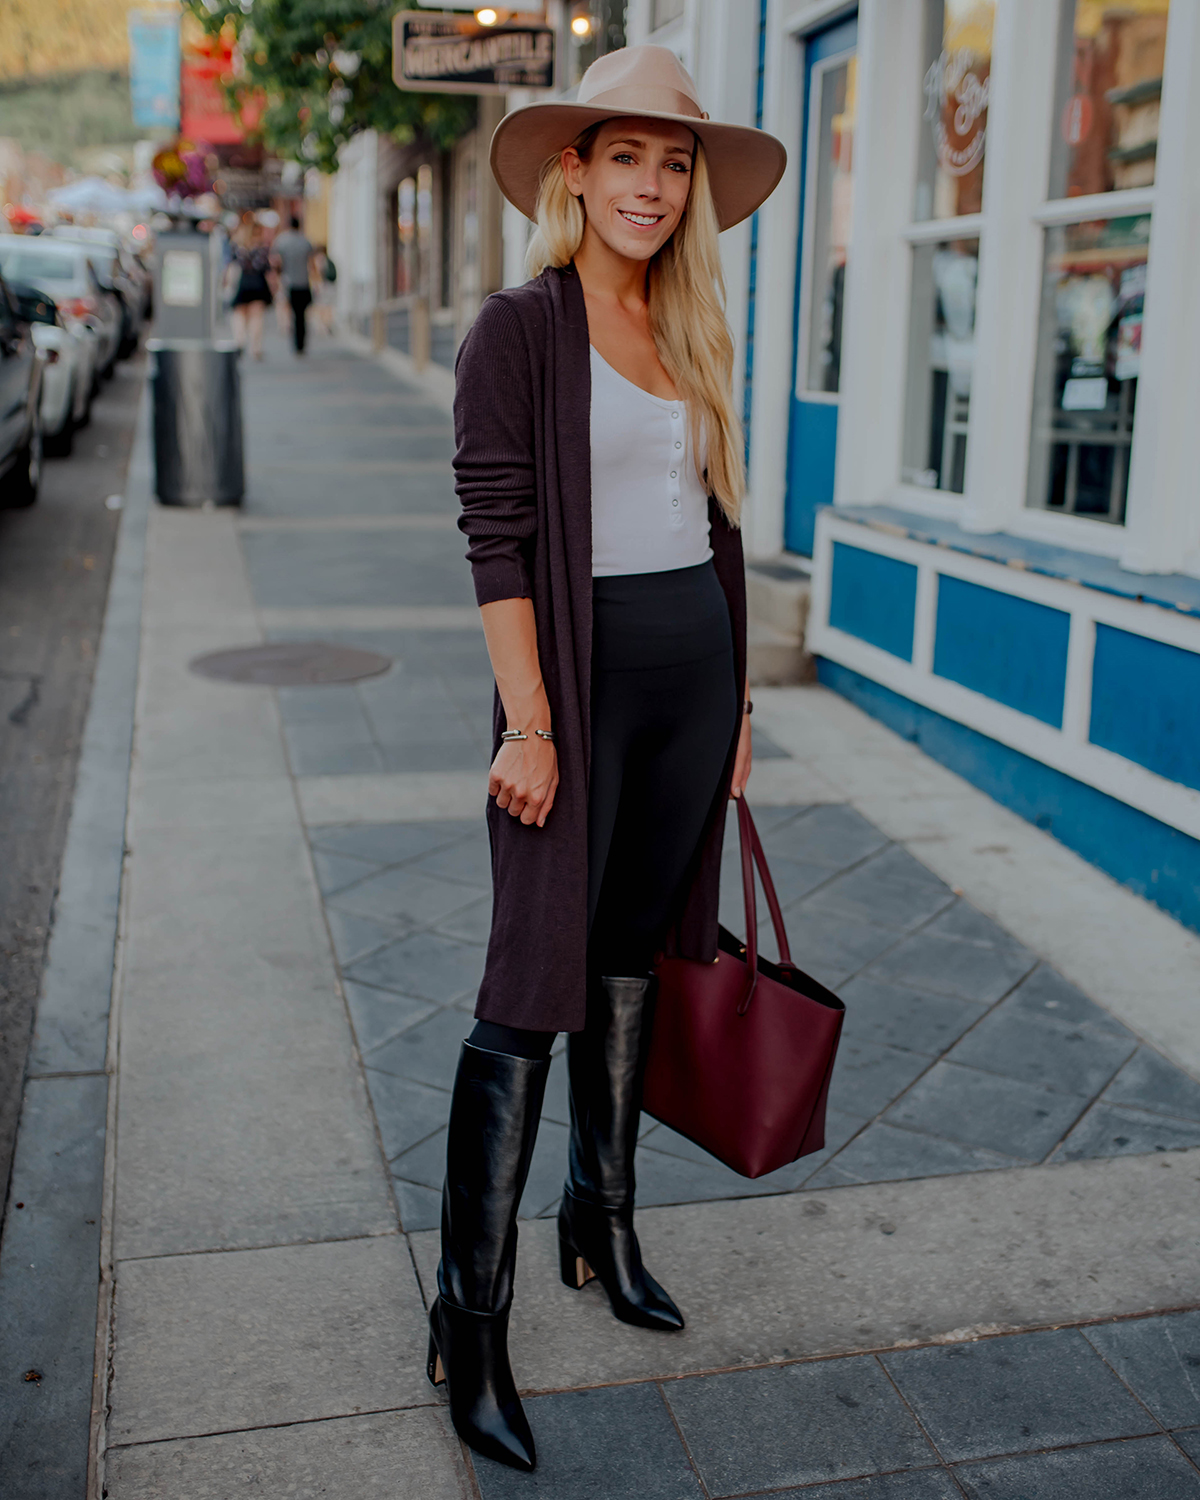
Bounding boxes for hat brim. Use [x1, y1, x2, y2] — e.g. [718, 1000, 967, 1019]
[490, 101, 787, 234]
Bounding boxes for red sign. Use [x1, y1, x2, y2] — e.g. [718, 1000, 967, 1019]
[180, 32, 263, 145]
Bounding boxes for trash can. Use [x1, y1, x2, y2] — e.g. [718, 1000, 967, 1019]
[148, 338, 244, 506]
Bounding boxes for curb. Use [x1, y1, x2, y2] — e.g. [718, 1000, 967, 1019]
[0, 382, 151, 1497]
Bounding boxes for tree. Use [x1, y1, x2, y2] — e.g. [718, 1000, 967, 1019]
[184, 0, 476, 172]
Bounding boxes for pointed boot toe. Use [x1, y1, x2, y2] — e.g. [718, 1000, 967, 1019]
[429, 1298, 537, 1471]
[558, 1193, 685, 1332]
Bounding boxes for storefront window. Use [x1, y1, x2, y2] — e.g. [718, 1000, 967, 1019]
[567, 3, 628, 86]
[1048, 0, 1170, 200]
[913, 0, 995, 221]
[802, 57, 856, 394]
[1026, 215, 1149, 524]
[901, 238, 979, 494]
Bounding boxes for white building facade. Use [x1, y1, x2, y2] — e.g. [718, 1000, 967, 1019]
[628, 0, 1200, 934]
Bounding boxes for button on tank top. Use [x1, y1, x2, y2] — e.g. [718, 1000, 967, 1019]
[589, 345, 713, 578]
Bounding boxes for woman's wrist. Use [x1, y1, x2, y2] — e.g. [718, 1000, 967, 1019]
[502, 689, 552, 734]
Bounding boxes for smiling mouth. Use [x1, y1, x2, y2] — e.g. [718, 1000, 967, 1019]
[618, 210, 664, 228]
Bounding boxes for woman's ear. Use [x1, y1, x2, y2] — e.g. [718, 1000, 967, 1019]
[561, 146, 584, 199]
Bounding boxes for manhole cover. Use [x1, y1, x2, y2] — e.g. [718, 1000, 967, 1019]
[189, 641, 392, 685]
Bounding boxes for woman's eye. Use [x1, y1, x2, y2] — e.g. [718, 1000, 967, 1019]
[612, 152, 635, 164]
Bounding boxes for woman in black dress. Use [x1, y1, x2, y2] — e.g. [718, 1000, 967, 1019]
[229, 222, 274, 360]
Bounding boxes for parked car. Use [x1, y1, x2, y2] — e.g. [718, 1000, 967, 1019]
[53, 225, 148, 355]
[9, 282, 94, 456]
[0, 271, 42, 506]
[0, 238, 121, 381]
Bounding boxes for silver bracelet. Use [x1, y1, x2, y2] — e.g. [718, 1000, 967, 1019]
[500, 728, 555, 742]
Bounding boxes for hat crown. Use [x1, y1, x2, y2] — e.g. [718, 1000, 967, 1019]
[576, 44, 705, 121]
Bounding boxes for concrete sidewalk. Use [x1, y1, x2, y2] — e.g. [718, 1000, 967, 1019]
[95, 330, 1200, 1498]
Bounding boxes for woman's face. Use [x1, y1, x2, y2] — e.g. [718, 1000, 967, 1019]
[562, 118, 695, 264]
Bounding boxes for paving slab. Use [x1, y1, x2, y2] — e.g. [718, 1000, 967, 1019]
[880, 1328, 1155, 1461]
[409, 1148, 1200, 1389]
[1083, 1311, 1200, 1429]
[805, 1122, 1016, 1187]
[1104, 1047, 1200, 1122]
[114, 822, 395, 1259]
[472, 1383, 701, 1499]
[953, 1434, 1200, 1499]
[1051, 1100, 1200, 1162]
[108, 1236, 432, 1447]
[104, 1405, 472, 1500]
[665, 1356, 935, 1493]
[881, 1061, 1088, 1161]
[945, 996, 1138, 1097]
[838, 974, 987, 1057]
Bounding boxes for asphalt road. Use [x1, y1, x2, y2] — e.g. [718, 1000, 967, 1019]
[0, 351, 143, 1201]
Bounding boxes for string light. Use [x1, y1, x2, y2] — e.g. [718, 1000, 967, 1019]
[476, 7, 499, 22]
[571, 14, 592, 36]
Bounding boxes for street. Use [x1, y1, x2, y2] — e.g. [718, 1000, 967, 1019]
[0, 354, 143, 1199]
[0, 328, 1192, 1497]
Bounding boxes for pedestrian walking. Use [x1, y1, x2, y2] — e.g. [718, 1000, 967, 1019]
[427, 45, 786, 1473]
[227, 222, 274, 361]
[272, 215, 315, 355]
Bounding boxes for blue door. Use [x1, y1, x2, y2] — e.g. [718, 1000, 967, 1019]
[785, 12, 858, 555]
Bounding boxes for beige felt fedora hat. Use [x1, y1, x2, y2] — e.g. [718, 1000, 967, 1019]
[490, 45, 787, 233]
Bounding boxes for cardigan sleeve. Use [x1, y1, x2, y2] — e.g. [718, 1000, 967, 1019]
[453, 294, 538, 606]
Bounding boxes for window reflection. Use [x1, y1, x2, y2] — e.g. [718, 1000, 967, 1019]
[914, 0, 995, 222]
[1027, 216, 1149, 524]
[902, 238, 979, 495]
[1049, 0, 1170, 199]
[803, 56, 856, 395]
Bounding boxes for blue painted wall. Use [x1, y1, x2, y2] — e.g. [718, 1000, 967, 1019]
[786, 400, 839, 555]
[819, 658, 1200, 934]
[1090, 625, 1200, 794]
[828, 543, 918, 661]
[783, 11, 857, 556]
[932, 575, 1071, 729]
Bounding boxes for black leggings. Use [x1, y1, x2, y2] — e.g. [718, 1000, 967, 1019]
[470, 561, 738, 1059]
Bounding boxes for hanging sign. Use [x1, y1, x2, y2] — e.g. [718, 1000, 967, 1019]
[392, 12, 556, 95]
[128, 9, 181, 130]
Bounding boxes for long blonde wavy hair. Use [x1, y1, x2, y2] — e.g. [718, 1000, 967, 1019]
[525, 126, 744, 524]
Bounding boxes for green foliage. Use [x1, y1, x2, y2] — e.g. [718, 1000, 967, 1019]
[184, 0, 476, 172]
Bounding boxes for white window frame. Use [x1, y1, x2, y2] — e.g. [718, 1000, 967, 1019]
[833, 0, 1200, 577]
[794, 44, 858, 409]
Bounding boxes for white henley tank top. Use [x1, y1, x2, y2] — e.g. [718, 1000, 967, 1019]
[589, 345, 712, 578]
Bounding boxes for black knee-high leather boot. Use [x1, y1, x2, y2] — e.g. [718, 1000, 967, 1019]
[428, 1042, 549, 1472]
[558, 975, 684, 1331]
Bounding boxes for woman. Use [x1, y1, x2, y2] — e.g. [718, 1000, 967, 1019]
[429, 46, 785, 1472]
[228, 221, 274, 360]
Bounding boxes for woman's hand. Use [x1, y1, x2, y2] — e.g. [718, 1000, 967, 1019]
[730, 712, 753, 799]
[490, 736, 559, 827]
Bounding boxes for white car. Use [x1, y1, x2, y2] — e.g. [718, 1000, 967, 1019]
[0, 238, 121, 379]
[9, 282, 94, 455]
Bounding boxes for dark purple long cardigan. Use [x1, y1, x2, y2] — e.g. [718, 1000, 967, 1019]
[453, 263, 747, 1032]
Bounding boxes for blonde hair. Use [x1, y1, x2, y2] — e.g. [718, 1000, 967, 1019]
[526, 130, 744, 523]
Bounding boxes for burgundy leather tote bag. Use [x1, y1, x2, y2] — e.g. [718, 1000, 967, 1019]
[645, 798, 846, 1179]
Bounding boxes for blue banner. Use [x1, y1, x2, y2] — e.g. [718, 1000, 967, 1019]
[128, 10, 181, 130]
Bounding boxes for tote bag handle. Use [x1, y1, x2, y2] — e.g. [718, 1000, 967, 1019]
[734, 797, 795, 1016]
